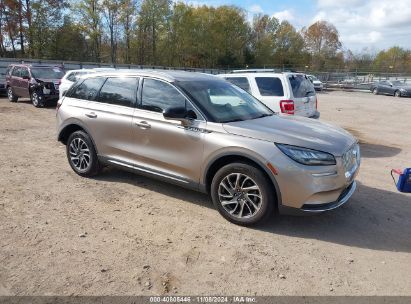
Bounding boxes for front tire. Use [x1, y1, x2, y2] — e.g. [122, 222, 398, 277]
[372, 88, 378, 95]
[210, 162, 275, 226]
[7, 87, 18, 102]
[66, 131, 101, 177]
[31, 91, 43, 108]
[394, 90, 401, 97]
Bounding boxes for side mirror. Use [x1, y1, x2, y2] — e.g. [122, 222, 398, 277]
[163, 106, 197, 123]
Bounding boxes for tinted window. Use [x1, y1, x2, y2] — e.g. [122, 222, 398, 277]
[97, 77, 138, 107]
[20, 68, 29, 78]
[11, 67, 21, 77]
[255, 77, 284, 96]
[69, 78, 105, 100]
[141, 79, 185, 113]
[289, 75, 315, 98]
[225, 77, 250, 92]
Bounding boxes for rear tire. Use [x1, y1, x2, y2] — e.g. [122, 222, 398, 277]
[394, 90, 401, 97]
[7, 87, 18, 102]
[210, 162, 275, 226]
[66, 131, 101, 177]
[372, 88, 378, 95]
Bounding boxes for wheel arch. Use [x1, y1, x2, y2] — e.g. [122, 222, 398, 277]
[203, 153, 281, 209]
[58, 123, 99, 155]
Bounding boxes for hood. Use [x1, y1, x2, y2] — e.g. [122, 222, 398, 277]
[35, 78, 60, 83]
[222, 115, 356, 156]
[398, 85, 411, 90]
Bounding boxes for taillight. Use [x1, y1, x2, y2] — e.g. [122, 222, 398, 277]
[280, 100, 295, 115]
[56, 99, 63, 112]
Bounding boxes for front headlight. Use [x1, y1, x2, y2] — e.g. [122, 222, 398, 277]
[276, 143, 336, 166]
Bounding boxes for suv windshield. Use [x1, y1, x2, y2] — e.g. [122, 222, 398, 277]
[31, 67, 64, 79]
[289, 75, 315, 98]
[177, 80, 273, 123]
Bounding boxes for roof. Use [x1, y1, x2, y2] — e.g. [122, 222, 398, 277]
[218, 72, 303, 77]
[86, 69, 220, 82]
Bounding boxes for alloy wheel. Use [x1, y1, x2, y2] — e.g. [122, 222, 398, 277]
[32, 92, 39, 107]
[8, 88, 14, 101]
[69, 137, 91, 171]
[218, 173, 262, 219]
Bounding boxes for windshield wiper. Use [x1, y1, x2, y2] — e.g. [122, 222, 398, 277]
[222, 118, 244, 123]
[305, 91, 315, 96]
[252, 113, 273, 120]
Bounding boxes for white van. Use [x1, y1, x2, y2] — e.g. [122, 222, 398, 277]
[218, 71, 320, 119]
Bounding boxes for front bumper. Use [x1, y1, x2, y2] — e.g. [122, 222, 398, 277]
[300, 181, 356, 212]
[268, 143, 360, 214]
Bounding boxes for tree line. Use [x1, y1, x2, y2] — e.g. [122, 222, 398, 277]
[1, 0, 410, 72]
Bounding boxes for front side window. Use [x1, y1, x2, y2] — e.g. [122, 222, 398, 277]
[69, 77, 105, 100]
[11, 67, 21, 77]
[97, 77, 138, 107]
[255, 77, 284, 96]
[141, 78, 186, 113]
[289, 75, 315, 98]
[225, 77, 250, 92]
[176, 80, 273, 123]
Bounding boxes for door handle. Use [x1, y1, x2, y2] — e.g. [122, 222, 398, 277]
[85, 112, 97, 118]
[135, 121, 151, 129]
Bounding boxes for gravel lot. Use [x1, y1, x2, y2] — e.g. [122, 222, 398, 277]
[0, 91, 410, 296]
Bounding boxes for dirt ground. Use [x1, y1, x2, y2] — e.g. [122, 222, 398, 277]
[0, 91, 410, 296]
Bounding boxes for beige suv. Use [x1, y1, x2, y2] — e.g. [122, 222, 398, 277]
[56, 70, 360, 226]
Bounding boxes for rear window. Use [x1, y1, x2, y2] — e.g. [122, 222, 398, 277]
[225, 77, 250, 92]
[69, 77, 105, 100]
[289, 75, 315, 98]
[255, 77, 284, 96]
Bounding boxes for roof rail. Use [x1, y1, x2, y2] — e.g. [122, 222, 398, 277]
[231, 68, 283, 73]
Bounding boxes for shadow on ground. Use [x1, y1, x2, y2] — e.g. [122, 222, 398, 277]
[96, 168, 411, 253]
[344, 127, 402, 158]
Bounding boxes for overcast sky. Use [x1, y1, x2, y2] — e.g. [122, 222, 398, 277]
[184, 0, 411, 53]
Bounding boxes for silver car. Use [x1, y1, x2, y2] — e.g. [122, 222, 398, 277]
[56, 70, 360, 226]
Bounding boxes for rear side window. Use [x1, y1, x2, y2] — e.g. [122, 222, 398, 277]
[255, 77, 284, 96]
[140, 78, 186, 113]
[69, 77, 105, 100]
[289, 75, 315, 98]
[225, 77, 250, 92]
[97, 77, 138, 107]
[11, 67, 21, 77]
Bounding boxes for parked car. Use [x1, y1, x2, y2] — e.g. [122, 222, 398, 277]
[370, 80, 411, 97]
[307, 74, 324, 91]
[57, 70, 360, 226]
[60, 68, 115, 99]
[0, 67, 7, 95]
[218, 71, 320, 119]
[6, 64, 64, 107]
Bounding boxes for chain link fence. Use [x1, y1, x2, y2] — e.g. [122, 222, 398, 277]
[1, 57, 410, 92]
